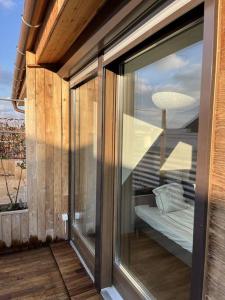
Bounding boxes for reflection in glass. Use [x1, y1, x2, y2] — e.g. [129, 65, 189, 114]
[117, 23, 203, 299]
[73, 78, 98, 254]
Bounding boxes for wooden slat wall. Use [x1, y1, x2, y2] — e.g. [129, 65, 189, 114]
[45, 69, 54, 239]
[0, 210, 29, 247]
[26, 51, 69, 242]
[26, 52, 38, 238]
[204, 1, 225, 298]
[53, 74, 63, 239]
[36, 67, 46, 241]
[61, 80, 69, 225]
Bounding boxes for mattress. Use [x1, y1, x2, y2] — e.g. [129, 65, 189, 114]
[135, 205, 194, 252]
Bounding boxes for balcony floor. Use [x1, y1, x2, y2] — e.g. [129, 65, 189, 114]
[0, 241, 101, 299]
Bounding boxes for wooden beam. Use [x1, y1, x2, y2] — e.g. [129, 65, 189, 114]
[45, 69, 54, 239]
[53, 73, 63, 239]
[58, 0, 144, 78]
[26, 51, 38, 238]
[61, 79, 69, 239]
[36, 0, 105, 64]
[36, 67, 46, 241]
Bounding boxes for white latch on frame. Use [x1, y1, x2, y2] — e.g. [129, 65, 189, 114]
[62, 213, 68, 235]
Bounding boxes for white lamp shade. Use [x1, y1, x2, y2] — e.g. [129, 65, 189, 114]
[152, 91, 196, 110]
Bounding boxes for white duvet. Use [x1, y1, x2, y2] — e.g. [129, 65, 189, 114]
[135, 205, 194, 252]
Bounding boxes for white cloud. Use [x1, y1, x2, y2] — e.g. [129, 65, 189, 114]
[0, 0, 15, 9]
[135, 77, 152, 94]
[155, 54, 189, 71]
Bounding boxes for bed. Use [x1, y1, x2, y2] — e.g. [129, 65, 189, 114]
[134, 183, 194, 266]
[135, 204, 194, 253]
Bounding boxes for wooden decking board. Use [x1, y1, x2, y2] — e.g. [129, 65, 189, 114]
[50, 242, 102, 299]
[0, 247, 69, 299]
[127, 231, 191, 300]
[0, 242, 101, 299]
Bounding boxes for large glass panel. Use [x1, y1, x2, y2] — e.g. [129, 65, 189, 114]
[73, 77, 98, 254]
[116, 23, 203, 299]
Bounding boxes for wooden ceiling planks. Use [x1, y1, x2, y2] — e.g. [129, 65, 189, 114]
[34, 1, 60, 59]
[36, 0, 105, 64]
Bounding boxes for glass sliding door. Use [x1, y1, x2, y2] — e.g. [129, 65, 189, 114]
[71, 77, 98, 272]
[115, 22, 203, 299]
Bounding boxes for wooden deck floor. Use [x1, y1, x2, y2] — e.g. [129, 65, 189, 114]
[51, 242, 101, 300]
[0, 242, 101, 299]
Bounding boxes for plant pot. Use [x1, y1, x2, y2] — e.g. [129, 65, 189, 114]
[0, 202, 28, 212]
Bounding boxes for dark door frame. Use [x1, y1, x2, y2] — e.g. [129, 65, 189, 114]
[68, 0, 218, 299]
[99, 1, 218, 299]
[191, 0, 218, 299]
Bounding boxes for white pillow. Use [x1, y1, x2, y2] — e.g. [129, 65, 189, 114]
[153, 183, 189, 214]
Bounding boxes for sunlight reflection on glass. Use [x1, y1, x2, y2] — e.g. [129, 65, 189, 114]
[122, 114, 163, 184]
[160, 141, 193, 171]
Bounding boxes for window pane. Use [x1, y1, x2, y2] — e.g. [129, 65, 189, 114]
[74, 78, 98, 254]
[117, 23, 203, 299]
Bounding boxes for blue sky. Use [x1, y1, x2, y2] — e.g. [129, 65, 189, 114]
[128, 41, 203, 129]
[0, 0, 24, 118]
[123, 22, 203, 129]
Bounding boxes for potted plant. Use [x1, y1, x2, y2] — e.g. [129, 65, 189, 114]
[0, 118, 26, 212]
[0, 158, 27, 212]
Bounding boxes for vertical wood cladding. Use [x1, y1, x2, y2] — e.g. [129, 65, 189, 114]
[0, 210, 29, 247]
[205, 1, 225, 298]
[26, 51, 69, 241]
